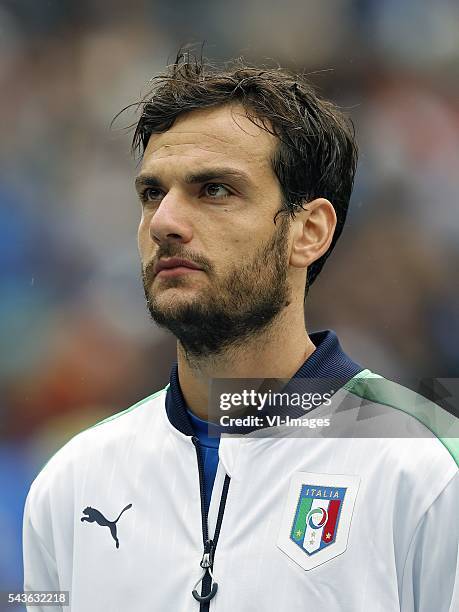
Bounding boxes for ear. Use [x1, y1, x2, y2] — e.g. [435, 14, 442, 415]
[289, 198, 337, 269]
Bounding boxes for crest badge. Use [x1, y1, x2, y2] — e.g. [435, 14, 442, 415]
[277, 472, 360, 570]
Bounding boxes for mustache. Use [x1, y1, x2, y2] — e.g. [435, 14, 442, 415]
[143, 244, 213, 284]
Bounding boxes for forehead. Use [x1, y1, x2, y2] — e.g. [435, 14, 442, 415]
[140, 104, 278, 175]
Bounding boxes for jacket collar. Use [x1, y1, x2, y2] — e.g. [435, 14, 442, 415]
[165, 329, 363, 436]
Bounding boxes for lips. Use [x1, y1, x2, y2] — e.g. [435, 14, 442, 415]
[154, 257, 203, 276]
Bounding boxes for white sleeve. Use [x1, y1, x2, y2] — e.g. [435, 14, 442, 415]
[23, 486, 63, 612]
[400, 470, 459, 612]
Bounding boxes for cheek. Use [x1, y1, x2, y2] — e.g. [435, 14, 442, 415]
[137, 219, 150, 257]
[223, 230, 254, 255]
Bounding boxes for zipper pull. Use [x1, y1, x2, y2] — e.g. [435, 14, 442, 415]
[200, 539, 214, 568]
[192, 540, 218, 603]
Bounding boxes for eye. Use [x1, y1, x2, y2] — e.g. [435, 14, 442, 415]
[203, 183, 231, 199]
[139, 187, 163, 203]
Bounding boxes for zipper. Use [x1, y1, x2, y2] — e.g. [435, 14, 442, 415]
[191, 436, 231, 611]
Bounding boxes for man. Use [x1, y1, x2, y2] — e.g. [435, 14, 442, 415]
[23, 53, 458, 611]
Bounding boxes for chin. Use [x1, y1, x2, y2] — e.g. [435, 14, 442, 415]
[151, 282, 199, 298]
[149, 286, 202, 311]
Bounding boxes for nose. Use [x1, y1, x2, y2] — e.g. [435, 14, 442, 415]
[149, 190, 193, 246]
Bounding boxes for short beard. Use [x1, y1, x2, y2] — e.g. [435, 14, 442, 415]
[142, 215, 291, 360]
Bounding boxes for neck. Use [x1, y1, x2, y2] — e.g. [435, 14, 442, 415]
[177, 303, 315, 420]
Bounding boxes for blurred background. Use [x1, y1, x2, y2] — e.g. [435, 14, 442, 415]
[1, 0, 458, 599]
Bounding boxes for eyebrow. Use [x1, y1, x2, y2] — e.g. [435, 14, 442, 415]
[134, 167, 252, 192]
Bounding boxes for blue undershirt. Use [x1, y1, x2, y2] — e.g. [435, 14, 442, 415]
[186, 409, 220, 512]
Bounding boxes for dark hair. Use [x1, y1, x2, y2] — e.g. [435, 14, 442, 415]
[131, 51, 358, 290]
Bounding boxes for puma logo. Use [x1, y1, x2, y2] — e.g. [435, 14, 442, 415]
[81, 503, 132, 549]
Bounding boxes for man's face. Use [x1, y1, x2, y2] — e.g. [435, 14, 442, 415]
[135, 104, 292, 358]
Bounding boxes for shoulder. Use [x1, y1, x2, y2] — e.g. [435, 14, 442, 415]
[332, 370, 458, 545]
[27, 386, 169, 506]
[343, 369, 459, 470]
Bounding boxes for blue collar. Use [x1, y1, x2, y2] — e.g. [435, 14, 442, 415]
[165, 329, 363, 436]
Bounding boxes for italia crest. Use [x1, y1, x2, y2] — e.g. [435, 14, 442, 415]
[278, 472, 360, 570]
[290, 485, 345, 555]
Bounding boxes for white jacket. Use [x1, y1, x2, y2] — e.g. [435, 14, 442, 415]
[23, 371, 459, 611]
